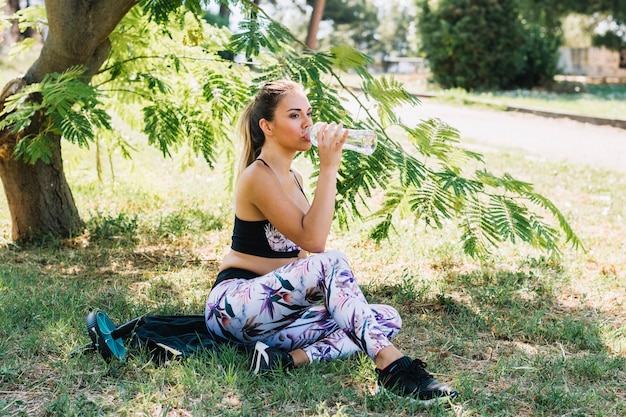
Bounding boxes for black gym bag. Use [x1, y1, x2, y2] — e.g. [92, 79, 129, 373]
[83, 310, 224, 365]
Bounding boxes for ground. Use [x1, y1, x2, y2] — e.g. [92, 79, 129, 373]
[344, 91, 626, 173]
[410, 97, 626, 173]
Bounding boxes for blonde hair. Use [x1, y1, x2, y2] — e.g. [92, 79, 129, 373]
[237, 79, 303, 175]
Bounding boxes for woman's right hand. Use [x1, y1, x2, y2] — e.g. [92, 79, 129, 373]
[315, 122, 349, 169]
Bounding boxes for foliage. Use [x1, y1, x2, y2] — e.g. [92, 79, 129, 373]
[515, 20, 563, 87]
[99, 8, 247, 167]
[593, 27, 626, 51]
[521, 0, 626, 27]
[521, 0, 626, 48]
[418, 0, 562, 91]
[86, 210, 138, 245]
[0, 66, 111, 164]
[317, 0, 380, 52]
[369, 1, 419, 60]
[1, 0, 582, 259]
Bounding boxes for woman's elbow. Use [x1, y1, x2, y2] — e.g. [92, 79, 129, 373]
[301, 237, 327, 253]
[307, 243, 326, 253]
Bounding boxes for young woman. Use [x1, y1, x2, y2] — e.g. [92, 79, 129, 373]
[205, 79, 458, 404]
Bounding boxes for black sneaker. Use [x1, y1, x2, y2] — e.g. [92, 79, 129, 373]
[376, 356, 458, 405]
[250, 341, 295, 374]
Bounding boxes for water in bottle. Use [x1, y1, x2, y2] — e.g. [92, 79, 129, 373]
[307, 122, 377, 156]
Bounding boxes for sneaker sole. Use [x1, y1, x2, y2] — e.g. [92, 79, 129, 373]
[375, 384, 457, 407]
[86, 310, 127, 362]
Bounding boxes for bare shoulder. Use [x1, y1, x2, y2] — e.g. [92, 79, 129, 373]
[236, 162, 280, 210]
[238, 161, 277, 191]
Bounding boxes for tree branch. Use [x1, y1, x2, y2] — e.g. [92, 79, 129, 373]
[24, 0, 140, 83]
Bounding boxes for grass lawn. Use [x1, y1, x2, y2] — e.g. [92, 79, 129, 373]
[433, 84, 626, 121]
[1, 49, 625, 415]
[0, 114, 625, 416]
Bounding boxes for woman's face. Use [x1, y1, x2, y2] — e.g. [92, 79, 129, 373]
[264, 89, 313, 152]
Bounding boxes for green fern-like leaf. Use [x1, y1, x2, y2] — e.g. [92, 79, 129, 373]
[230, 19, 262, 58]
[362, 76, 420, 128]
[14, 4, 47, 37]
[201, 71, 249, 120]
[525, 191, 583, 251]
[140, 0, 195, 24]
[36, 66, 111, 147]
[437, 169, 483, 199]
[459, 197, 501, 258]
[366, 186, 412, 241]
[230, 18, 294, 58]
[406, 118, 461, 159]
[369, 213, 395, 243]
[2, 66, 112, 161]
[384, 146, 427, 189]
[528, 215, 561, 257]
[329, 44, 373, 78]
[0, 91, 39, 133]
[180, 111, 219, 167]
[54, 110, 93, 146]
[13, 133, 55, 165]
[475, 170, 534, 194]
[143, 102, 182, 157]
[489, 195, 532, 244]
[39, 66, 94, 110]
[408, 177, 455, 228]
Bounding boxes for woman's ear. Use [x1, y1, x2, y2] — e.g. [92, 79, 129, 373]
[259, 118, 273, 136]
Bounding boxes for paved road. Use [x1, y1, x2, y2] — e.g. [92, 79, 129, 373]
[393, 98, 626, 173]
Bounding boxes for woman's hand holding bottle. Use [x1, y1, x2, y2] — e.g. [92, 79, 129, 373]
[309, 122, 348, 169]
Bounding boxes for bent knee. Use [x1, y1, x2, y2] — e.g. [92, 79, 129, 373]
[373, 304, 403, 328]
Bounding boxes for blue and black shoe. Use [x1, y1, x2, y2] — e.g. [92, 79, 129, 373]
[86, 310, 127, 362]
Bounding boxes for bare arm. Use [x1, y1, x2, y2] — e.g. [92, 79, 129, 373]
[239, 123, 348, 253]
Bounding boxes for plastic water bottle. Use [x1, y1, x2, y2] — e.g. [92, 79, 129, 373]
[307, 122, 377, 156]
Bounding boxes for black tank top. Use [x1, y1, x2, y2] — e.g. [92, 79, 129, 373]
[231, 216, 302, 258]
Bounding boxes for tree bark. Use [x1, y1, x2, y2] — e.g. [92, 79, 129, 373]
[25, 0, 137, 83]
[305, 0, 326, 50]
[0, 0, 137, 242]
[0, 128, 84, 241]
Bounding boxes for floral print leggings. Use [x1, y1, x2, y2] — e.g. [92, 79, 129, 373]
[205, 250, 402, 364]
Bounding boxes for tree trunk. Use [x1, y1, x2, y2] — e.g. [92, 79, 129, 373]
[219, 4, 231, 23]
[0, 0, 137, 242]
[306, 0, 326, 50]
[0, 132, 84, 242]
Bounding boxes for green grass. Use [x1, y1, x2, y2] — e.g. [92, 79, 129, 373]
[1, 129, 625, 416]
[2, 53, 626, 415]
[341, 73, 626, 120]
[433, 85, 626, 120]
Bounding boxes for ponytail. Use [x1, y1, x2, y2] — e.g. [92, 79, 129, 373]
[237, 102, 259, 176]
[237, 79, 303, 177]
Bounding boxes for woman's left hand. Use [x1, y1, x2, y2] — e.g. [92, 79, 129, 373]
[316, 122, 348, 169]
